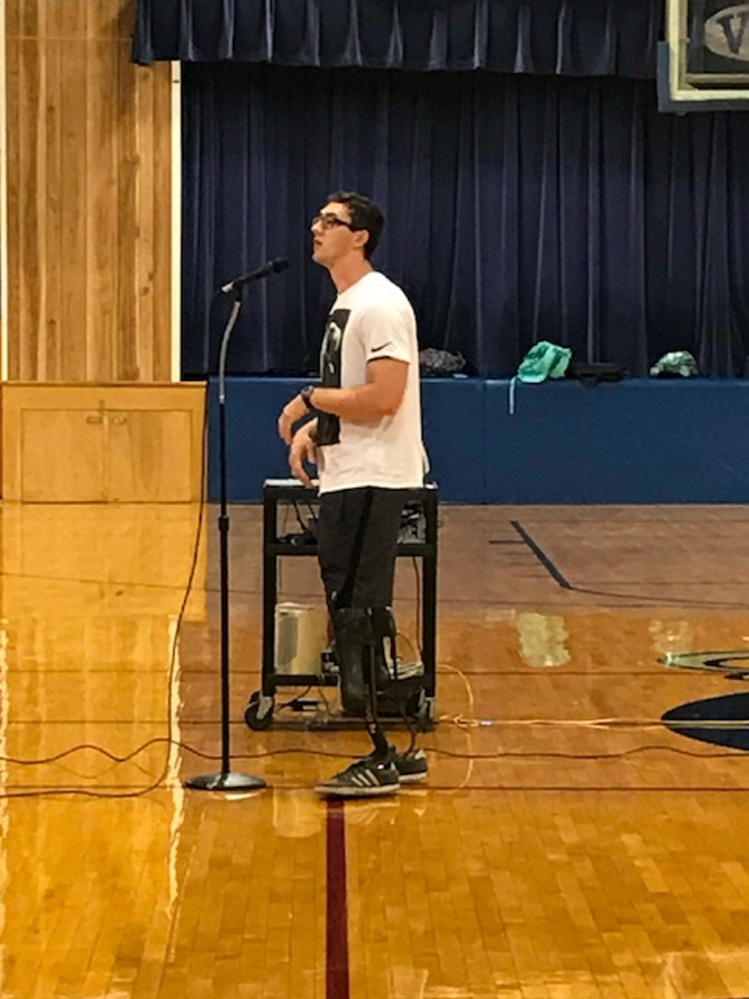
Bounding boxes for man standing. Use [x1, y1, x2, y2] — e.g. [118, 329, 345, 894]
[278, 191, 428, 797]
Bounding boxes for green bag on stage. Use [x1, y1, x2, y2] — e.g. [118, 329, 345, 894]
[650, 351, 699, 378]
[509, 340, 572, 413]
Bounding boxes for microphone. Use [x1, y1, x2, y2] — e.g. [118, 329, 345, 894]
[221, 257, 289, 293]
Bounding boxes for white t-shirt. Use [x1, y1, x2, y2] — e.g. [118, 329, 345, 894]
[315, 271, 427, 494]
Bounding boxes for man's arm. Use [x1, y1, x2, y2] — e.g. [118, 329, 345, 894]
[278, 358, 408, 444]
[314, 357, 407, 420]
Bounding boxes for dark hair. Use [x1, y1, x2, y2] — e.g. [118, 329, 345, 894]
[326, 190, 385, 259]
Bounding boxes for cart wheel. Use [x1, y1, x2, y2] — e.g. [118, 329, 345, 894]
[245, 690, 274, 731]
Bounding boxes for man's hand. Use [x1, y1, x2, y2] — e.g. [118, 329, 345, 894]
[288, 422, 318, 487]
[278, 394, 308, 445]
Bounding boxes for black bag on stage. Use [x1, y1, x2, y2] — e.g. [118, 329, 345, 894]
[567, 362, 627, 386]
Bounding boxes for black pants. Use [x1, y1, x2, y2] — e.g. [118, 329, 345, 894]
[316, 487, 407, 609]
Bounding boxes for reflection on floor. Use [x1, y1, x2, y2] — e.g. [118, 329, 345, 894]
[1, 502, 749, 998]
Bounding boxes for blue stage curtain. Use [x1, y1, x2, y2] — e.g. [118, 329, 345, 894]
[182, 63, 749, 379]
[134, 0, 660, 79]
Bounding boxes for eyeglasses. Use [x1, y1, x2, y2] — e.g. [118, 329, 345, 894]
[311, 213, 356, 231]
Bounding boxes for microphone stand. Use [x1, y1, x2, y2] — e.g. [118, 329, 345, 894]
[185, 289, 266, 792]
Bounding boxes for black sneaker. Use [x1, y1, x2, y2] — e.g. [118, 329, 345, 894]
[315, 756, 400, 798]
[392, 748, 428, 784]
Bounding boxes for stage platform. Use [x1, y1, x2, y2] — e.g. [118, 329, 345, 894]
[208, 376, 749, 504]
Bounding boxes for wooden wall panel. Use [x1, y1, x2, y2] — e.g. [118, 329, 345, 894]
[5, 0, 174, 383]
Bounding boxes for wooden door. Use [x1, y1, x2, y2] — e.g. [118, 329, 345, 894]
[20, 408, 105, 501]
[107, 409, 194, 502]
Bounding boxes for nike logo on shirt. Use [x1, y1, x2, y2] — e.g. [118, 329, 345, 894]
[371, 341, 393, 353]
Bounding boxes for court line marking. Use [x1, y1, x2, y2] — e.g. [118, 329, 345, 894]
[510, 521, 572, 589]
[326, 799, 349, 999]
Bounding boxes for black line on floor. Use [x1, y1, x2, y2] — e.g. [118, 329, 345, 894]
[503, 522, 748, 608]
[510, 521, 572, 589]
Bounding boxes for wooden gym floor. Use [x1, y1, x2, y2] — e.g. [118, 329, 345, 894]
[2, 501, 749, 998]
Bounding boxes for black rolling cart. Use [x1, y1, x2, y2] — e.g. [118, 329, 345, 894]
[244, 479, 438, 730]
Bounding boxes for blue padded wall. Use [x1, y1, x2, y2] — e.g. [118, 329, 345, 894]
[208, 377, 749, 503]
[208, 378, 294, 503]
[421, 378, 485, 503]
[485, 379, 749, 503]
[208, 376, 488, 503]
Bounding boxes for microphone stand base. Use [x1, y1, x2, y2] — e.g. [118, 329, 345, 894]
[184, 771, 267, 792]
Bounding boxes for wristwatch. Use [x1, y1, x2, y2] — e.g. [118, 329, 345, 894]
[300, 384, 316, 410]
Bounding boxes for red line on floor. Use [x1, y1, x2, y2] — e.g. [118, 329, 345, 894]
[326, 799, 350, 999]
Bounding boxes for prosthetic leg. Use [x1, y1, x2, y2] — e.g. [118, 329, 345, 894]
[315, 488, 428, 796]
[332, 605, 423, 758]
